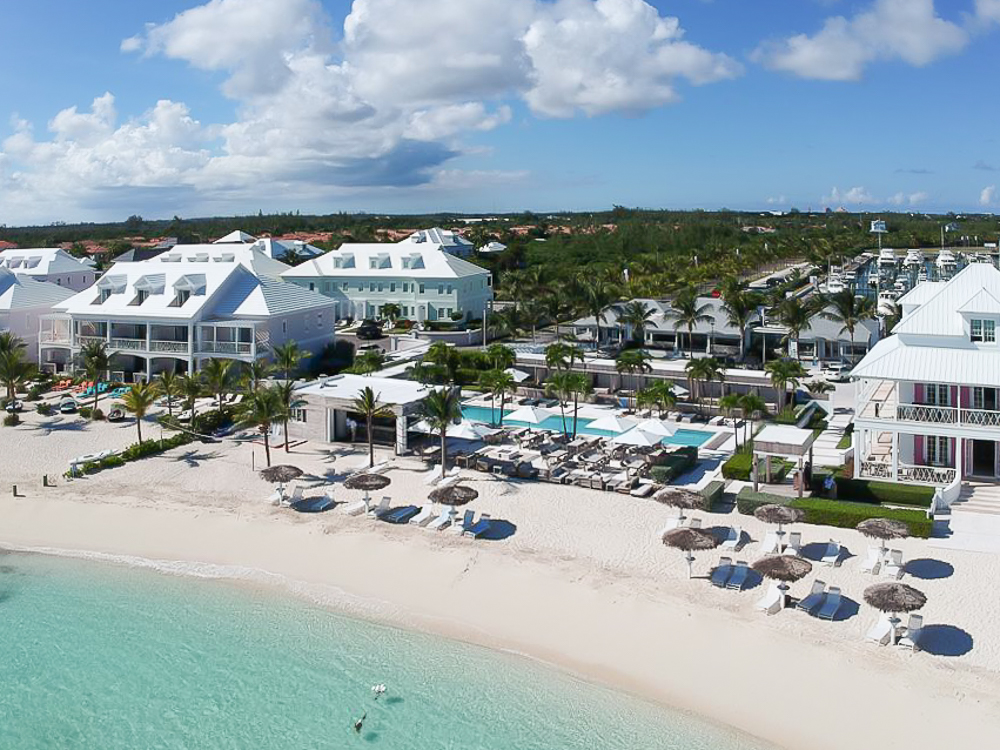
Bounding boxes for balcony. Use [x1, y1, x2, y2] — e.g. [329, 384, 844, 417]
[199, 341, 253, 355]
[859, 380, 1000, 430]
[109, 337, 144, 351]
[149, 340, 190, 354]
[859, 459, 956, 485]
[40, 331, 71, 345]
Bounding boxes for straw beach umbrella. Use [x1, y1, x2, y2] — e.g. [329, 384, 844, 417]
[754, 504, 805, 550]
[259, 464, 303, 497]
[864, 582, 927, 638]
[856, 518, 910, 558]
[429, 483, 479, 523]
[752, 555, 813, 605]
[662, 527, 720, 578]
[654, 487, 705, 524]
[344, 473, 391, 513]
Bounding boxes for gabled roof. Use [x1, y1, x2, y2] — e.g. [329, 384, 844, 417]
[851, 334, 1000, 386]
[0, 247, 94, 276]
[957, 289, 1000, 315]
[894, 264, 1000, 337]
[0, 268, 75, 312]
[281, 242, 489, 280]
[402, 227, 473, 255]
[214, 230, 257, 244]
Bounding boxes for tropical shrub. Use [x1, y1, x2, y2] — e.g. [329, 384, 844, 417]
[721, 453, 791, 482]
[3, 413, 19, 426]
[35, 403, 54, 416]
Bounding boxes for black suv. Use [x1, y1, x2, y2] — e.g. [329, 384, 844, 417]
[355, 319, 383, 340]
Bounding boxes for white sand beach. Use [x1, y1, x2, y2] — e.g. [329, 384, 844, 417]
[2, 414, 1000, 750]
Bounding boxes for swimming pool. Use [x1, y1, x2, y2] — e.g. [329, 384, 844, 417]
[461, 405, 713, 447]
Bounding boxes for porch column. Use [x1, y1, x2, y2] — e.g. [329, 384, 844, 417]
[395, 411, 408, 456]
[752, 451, 759, 492]
[105, 321, 112, 344]
[187, 324, 194, 356]
[890, 431, 899, 482]
[955, 437, 963, 480]
[852, 427, 863, 478]
[145, 324, 152, 352]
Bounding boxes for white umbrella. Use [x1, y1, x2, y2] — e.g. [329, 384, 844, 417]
[585, 414, 639, 433]
[611, 427, 666, 447]
[505, 405, 555, 425]
[504, 367, 531, 383]
[411, 419, 498, 440]
[635, 419, 678, 437]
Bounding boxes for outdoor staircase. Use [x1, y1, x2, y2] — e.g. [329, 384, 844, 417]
[950, 482, 1000, 516]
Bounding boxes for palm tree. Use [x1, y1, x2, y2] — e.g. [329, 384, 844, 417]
[78, 340, 110, 417]
[720, 289, 759, 362]
[566, 372, 592, 438]
[618, 300, 656, 347]
[669, 290, 714, 359]
[418, 387, 462, 477]
[121, 380, 156, 444]
[353, 349, 386, 375]
[485, 343, 515, 371]
[425, 341, 460, 383]
[0, 342, 32, 405]
[580, 278, 617, 345]
[765, 358, 808, 412]
[238, 385, 283, 467]
[544, 341, 571, 378]
[0, 331, 26, 357]
[685, 357, 717, 414]
[718, 393, 743, 449]
[380, 302, 402, 326]
[155, 369, 179, 419]
[240, 359, 272, 395]
[353, 386, 393, 469]
[615, 348, 652, 410]
[489, 305, 522, 340]
[275, 379, 306, 452]
[640, 380, 677, 417]
[478, 369, 502, 425]
[776, 297, 815, 361]
[177, 373, 203, 424]
[545, 371, 575, 437]
[806, 380, 835, 398]
[490, 369, 516, 426]
[272, 340, 307, 381]
[739, 392, 767, 445]
[201, 358, 234, 415]
[822, 289, 876, 364]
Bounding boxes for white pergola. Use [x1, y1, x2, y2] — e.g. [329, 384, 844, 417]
[752, 424, 818, 498]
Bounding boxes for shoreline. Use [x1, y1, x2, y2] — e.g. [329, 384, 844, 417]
[3, 494, 1000, 750]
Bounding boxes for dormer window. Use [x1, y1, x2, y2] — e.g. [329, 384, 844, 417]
[971, 319, 996, 343]
[99, 288, 112, 303]
[176, 290, 191, 305]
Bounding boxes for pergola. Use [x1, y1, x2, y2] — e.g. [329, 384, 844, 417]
[752, 424, 818, 498]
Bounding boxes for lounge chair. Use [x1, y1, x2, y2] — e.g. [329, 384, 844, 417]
[384, 506, 419, 524]
[265, 490, 283, 505]
[426, 510, 452, 531]
[688, 517, 702, 529]
[452, 509, 475, 534]
[817, 586, 842, 620]
[883, 549, 905, 579]
[758, 531, 780, 557]
[285, 486, 304, 507]
[755, 582, 784, 615]
[859, 545, 882, 574]
[409, 506, 434, 526]
[784, 532, 802, 556]
[464, 513, 492, 538]
[796, 580, 826, 614]
[710, 556, 733, 588]
[343, 499, 368, 516]
[725, 560, 750, 590]
[865, 614, 894, 646]
[720, 525, 742, 551]
[370, 496, 391, 518]
[897, 614, 923, 652]
[630, 483, 656, 498]
[820, 540, 842, 567]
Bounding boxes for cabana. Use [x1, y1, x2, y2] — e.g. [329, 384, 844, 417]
[751, 424, 818, 498]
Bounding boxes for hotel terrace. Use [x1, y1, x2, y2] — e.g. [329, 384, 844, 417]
[852, 263, 1000, 492]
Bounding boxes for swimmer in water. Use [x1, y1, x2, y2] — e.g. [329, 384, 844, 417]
[353, 712, 366, 733]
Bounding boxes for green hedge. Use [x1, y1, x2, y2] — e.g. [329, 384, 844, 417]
[650, 446, 699, 484]
[833, 474, 934, 508]
[701, 480, 726, 511]
[36, 403, 54, 416]
[735, 487, 932, 538]
[722, 453, 791, 482]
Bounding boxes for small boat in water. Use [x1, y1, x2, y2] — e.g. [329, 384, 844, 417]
[878, 289, 899, 316]
[936, 248, 957, 273]
[878, 248, 897, 271]
[903, 249, 923, 268]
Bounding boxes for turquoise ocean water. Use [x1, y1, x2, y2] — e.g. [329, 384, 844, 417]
[0, 551, 774, 749]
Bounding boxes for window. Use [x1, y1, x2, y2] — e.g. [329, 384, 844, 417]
[309, 282, 315, 291]
[317, 312, 323, 326]
[419, 283, 425, 294]
[390, 283, 396, 293]
[378, 283, 384, 292]
[176, 290, 191, 305]
[137, 289, 149, 304]
[924, 384, 950, 406]
[926, 436, 949, 466]
[342, 282, 348, 290]
[974, 387, 985, 410]
[291, 408, 308, 423]
[972, 319, 996, 343]
[446, 285, 452, 294]
[438, 284, 444, 294]
[99, 289, 112, 303]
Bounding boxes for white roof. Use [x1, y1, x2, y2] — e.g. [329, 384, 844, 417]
[297, 374, 432, 405]
[0, 268, 74, 312]
[894, 264, 1000, 337]
[505, 367, 531, 383]
[281, 241, 490, 281]
[753, 425, 816, 454]
[214, 230, 257, 244]
[0, 247, 94, 276]
[54, 244, 331, 321]
[479, 241, 507, 253]
[897, 280, 944, 308]
[402, 227, 473, 254]
[252, 237, 324, 261]
[851, 335, 1000, 387]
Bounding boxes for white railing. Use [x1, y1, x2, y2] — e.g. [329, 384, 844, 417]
[897, 463, 956, 485]
[961, 408, 1000, 427]
[896, 404, 958, 424]
[149, 340, 190, 354]
[199, 341, 252, 355]
[40, 331, 71, 344]
[76, 335, 106, 346]
[859, 460, 892, 479]
[109, 338, 144, 351]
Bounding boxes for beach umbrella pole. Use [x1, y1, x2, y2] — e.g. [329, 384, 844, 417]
[686, 553, 694, 579]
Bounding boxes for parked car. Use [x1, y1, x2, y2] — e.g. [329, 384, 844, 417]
[355, 320, 383, 340]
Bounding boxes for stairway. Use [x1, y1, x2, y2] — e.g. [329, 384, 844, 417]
[950, 482, 1000, 516]
[811, 408, 852, 467]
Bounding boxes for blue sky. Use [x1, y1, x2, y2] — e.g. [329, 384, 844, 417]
[1, 0, 999, 225]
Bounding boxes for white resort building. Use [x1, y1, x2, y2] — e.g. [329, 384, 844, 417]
[37, 243, 336, 379]
[852, 263, 1000, 492]
[280, 234, 492, 324]
[0, 247, 99, 291]
[0, 268, 74, 361]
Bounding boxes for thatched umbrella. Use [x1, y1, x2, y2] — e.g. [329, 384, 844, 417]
[856, 518, 911, 559]
[864, 582, 927, 639]
[344, 473, 392, 513]
[654, 487, 704, 524]
[259, 465, 303, 497]
[662, 527, 720, 579]
[752, 555, 813, 604]
[754, 504, 805, 551]
[429, 483, 478, 521]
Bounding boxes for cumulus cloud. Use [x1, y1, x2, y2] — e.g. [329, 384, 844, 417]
[823, 186, 878, 205]
[0, 0, 738, 222]
[753, 0, 967, 80]
[887, 191, 929, 206]
[974, 0, 1000, 24]
[981, 185, 997, 206]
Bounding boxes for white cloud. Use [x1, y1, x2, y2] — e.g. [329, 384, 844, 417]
[823, 186, 878, 205]
[888, 190, 929, 206]
[974, 0, 1000, 24]
[0, 0, 739, 222]
[753, 0, 967, 81]
[766, 195, 787, 205]
[981, 185, 997, 206]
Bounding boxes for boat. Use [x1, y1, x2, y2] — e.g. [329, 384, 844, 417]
[821, 274, 845, 294]
[878, 289, 899, 316]
[917, 267, 928, 283]
[903, 249, 923, 268]
[893, 276, 911, 293]
[936, 248, 957, 273]
[877, 248, 897, 271]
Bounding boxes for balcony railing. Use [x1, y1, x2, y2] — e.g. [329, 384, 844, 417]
[76, 335, 106, 347]
[199, 341, 252, 355]
[40, 331, 71, 344]
[896, 404, 958, 424]
[109, 337, 144, 351]
[149, 340, 190, 354]
[863, 400, 1000, 429]
[859, 459, 956, 485]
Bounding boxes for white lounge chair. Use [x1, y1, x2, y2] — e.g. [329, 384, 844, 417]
[370, 496, 391, 518]
[817, 586, 842, 620]
[759, 531, 780, 556]
[820, 540, 841, 567]
[720, 525, 742, 551]
[859, 545, 882, 574]
[866, 614, 894, 646]
[883, 549, 905, 579]
[783, 532, 802, 556]
[710, 556, 733, 588]
[897, 614, 923, 652]
[755, 582, 784, 615]
[265, 490, 283, 506]
[630, 483, 655, 498]
[426, 510, 452, 531]
[343, 499, 368, 516]
[323, 488, 336, 506]
[409, 506, 434, 526]
[422, 468, 440, 485]
[688, 518, 702, 529]
[796, 580, 826, 614]
[465, 513, 492, 538]
[726, 560, 750, 590]
[452, 509, 475, 534]
[285, 486, 304, 507]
